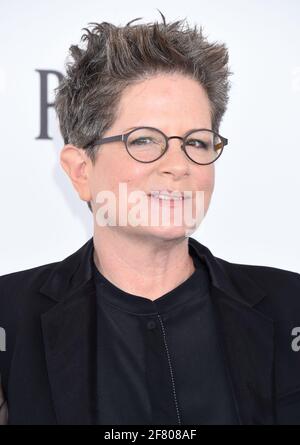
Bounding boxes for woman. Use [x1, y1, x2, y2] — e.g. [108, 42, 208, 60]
[1, 11, 300, 425]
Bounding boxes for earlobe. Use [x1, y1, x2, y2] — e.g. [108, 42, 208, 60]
[60, 145, 92, 202]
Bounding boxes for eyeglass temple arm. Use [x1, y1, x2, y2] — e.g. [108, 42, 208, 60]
[221, 137, 228, 146]
[84, 135, 123, 149]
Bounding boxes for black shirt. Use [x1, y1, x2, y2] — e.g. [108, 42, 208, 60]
[93, 242, 239, 425]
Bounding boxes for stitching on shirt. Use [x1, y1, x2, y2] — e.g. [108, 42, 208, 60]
[157, 313, 182, 426]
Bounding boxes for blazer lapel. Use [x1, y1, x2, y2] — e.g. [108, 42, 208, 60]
[41, 282, 98, 425]
[212, 287, 275, 424]
[40, 238, 98, 425]
[189, 237, 276, 425]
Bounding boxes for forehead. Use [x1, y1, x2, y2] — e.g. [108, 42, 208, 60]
[114, 73, 212, 130]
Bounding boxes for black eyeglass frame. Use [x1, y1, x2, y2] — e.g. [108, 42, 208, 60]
[84, 126, 228, 165]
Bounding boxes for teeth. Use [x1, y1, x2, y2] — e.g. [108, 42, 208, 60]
[150, 191, 183, 200]
[157, 195, 182, 201]
[150, 191, 160, 198]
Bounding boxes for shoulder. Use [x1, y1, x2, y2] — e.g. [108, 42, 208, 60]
[0, 262, 59, 340]
[0, 262, 60, 396]
[0, 236, 94, 324]
[0, 262, 59, 306]
[189, 237, 300, 312]
[216, 256, 300, 318]
[217, 256, 300, 289]
[0, 261, 59, 284]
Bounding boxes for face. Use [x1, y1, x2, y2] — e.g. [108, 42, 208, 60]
[81, 73, 215, 241]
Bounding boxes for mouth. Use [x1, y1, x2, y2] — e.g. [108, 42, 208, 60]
[148, 190, 191, 201]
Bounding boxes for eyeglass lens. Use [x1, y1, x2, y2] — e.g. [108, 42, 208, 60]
[126, 128, 223, 164]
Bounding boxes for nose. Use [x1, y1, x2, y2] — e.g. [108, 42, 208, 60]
[157, 136, 190, 178]
[168, 136, 184, 145]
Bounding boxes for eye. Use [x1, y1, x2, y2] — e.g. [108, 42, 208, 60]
[186, 139, 208, 149]
[131, 137, 154, 145]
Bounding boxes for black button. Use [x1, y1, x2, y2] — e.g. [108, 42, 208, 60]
[147, 320, 156, 330]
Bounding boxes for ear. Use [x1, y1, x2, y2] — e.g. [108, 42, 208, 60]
[60, 144, 92, 202]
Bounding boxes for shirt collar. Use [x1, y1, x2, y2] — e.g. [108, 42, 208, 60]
[92, 242, 210, 315]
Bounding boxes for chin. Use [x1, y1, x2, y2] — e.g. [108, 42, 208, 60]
[140, 224, 198, 241]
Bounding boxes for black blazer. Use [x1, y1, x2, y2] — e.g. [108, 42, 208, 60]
[1, 236, 300, 425]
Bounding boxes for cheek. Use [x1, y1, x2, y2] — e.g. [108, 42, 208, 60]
[195, 165, 215, 192]
[194, 165, 214, 214]
[90, 155, 148, 198]
[116, 162, 151, 190]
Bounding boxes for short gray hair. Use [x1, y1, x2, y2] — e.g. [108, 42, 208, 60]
[54, 10, 232, 212]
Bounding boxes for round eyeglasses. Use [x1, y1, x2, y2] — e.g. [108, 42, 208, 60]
[85, 126, 228, 165]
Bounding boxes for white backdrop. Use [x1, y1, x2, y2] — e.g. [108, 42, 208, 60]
[0, 0, 299, 275]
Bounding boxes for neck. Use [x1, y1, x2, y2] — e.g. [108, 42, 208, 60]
[93, 228, 196, 301]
